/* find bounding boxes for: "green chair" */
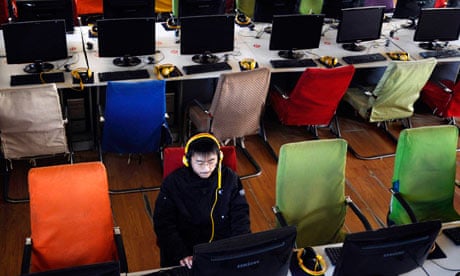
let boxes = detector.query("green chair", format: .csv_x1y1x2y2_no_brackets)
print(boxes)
387,125,460,226
298,0,323,14
273,139,372,248
342,58,437,160
236,0,255,18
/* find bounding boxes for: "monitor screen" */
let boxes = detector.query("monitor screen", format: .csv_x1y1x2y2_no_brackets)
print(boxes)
180,14,234,64
336,6,385,51
15,0,75,32
321,0,360,19
192,226,297,276
2,19,68,73
269,14,325,59
253,0,298,23
97,17,156,66
392,0,435,19
332,220,442,276
178,0,226,18
414,8,460,50
103,0,155,19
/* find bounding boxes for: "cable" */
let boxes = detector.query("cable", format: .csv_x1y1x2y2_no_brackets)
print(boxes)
208,160,222,243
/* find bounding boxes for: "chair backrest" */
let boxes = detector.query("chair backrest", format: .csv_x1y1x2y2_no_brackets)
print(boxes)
276,139,348,247
369,58,437,122
298,0,323,14
363,0,394,11
74,0,103,15
0,0,9,24
388,125,460,225
28,162,118,272
101,80,168,154
208,68,271,141
156,0,172,13
275,65,355,126
0,84,69,160
163,145,237,178
236,0,255,18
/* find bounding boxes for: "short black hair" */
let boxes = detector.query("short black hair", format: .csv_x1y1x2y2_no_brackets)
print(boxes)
186,137,220,160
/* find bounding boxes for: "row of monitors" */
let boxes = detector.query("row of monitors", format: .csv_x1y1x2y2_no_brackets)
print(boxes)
2,7,460,73
12,0,459,33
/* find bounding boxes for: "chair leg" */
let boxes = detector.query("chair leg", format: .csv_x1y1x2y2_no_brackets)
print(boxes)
2,160,29,204
237,138,262,180
258,120,279,162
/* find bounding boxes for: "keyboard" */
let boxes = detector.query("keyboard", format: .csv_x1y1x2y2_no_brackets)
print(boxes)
142,266,192,276
419,49,460,59
182,62,232,75
342,53,387,64
98,69,150,82
10,72,65,86
325,246,343,266
443,226,460,245
270,58,317,68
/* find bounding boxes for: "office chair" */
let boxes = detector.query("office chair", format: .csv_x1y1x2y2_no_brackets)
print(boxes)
0,0,9,24
21,162,128,274
387,125,460,226
362,0,394,11
298,0,323,14
270,65,355,139
342,58,437,160
186,68,276,179
74,0,103,16
236,0,255,18
421,79,460,125
0,84,71,203
98,80,172,194
273,139,372,248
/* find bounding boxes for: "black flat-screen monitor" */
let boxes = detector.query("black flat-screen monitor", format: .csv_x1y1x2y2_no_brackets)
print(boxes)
192,226,297,276
269,14,325,59
103,0,155,19
14,0,75,32
321,0,360,19
332,220,442,276
253,0,298,23
180,14,234,64
97,17,156,66
392,0,435,19
336,6,385,51
414,8,460,50
2,19,68,73
178,0,226,18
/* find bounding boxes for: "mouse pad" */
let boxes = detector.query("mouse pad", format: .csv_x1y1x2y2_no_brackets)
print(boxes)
427,242,446,260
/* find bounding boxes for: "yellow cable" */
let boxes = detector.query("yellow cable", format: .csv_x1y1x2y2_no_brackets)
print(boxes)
208,161,222,243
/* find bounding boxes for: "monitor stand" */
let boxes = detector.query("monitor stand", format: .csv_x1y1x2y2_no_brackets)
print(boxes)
24,61,54,73
192,52,219,64
418,41,447,51
342,42,365,52
401,17,417,29
278,49,304,59
113,55,141,67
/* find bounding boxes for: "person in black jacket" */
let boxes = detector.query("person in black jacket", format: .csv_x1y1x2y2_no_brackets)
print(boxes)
153,133,250,269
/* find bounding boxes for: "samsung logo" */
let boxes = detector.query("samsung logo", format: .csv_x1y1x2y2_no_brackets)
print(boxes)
237,260,260,269
384,251,405,258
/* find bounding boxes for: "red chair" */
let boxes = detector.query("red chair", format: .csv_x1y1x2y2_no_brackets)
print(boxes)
0,0,9,24
163,146,237,178
270,65,355,138
421,80,460,125
74,0,103,15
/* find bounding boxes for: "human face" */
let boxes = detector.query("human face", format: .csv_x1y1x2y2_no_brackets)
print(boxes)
190,152,218,179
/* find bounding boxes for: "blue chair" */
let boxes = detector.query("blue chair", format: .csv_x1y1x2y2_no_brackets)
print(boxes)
99,80,172,194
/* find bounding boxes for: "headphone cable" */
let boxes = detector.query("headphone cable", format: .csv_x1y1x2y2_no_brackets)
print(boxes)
208,160,222,243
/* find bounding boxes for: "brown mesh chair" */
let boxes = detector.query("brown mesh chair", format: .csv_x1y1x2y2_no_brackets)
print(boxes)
186,68,276,179
0,84,71,203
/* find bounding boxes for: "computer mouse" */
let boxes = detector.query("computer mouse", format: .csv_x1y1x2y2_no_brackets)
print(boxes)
86,42,93,50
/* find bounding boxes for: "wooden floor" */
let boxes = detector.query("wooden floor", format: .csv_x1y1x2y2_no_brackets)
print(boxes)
1,104,460,275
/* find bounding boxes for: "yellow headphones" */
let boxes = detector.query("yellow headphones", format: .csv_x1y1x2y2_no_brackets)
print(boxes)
235,10,252,27
154,64,176,79
387,51,410,61
71,68,93,91
320,56,338,67
88,23,98,37
239,58,257,71
183,133,224,243
296,247,327,276
166,15,180,30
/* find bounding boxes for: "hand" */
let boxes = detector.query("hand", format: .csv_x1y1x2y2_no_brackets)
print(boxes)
180,256,193,269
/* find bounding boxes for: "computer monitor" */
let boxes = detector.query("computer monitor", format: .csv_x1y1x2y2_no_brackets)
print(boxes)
2,19,68,73
321,0,361,19
392,0,435,19
414,8,460,50
97,17,156,67
192,226,297,276
253,0,298,23
269,14,325,59
332,220,442,276
14,0,75,32
103,0,155,19
336,6,385,51
180,14,234,64
178,0,226,18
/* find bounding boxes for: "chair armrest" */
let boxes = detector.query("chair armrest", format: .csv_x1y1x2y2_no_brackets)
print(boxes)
21,237,32,275
345,196,373,231
436,80,453,93
192,99,212,117
113,227,128,273
98,105,105,123
352,82,375,97
272,206,289,227
389,188,418,224
271,84,290,99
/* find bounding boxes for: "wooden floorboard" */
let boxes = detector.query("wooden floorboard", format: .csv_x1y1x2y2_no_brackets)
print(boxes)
1,108,460,275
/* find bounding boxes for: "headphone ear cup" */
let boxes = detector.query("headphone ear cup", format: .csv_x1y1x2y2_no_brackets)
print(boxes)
182,155,189,167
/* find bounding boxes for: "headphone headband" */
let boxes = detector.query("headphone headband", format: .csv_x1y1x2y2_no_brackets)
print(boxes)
183,133,222,167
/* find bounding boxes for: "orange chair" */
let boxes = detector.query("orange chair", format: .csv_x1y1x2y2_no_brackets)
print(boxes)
163,145,237,178
74,0,103,15
21,162,128,274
